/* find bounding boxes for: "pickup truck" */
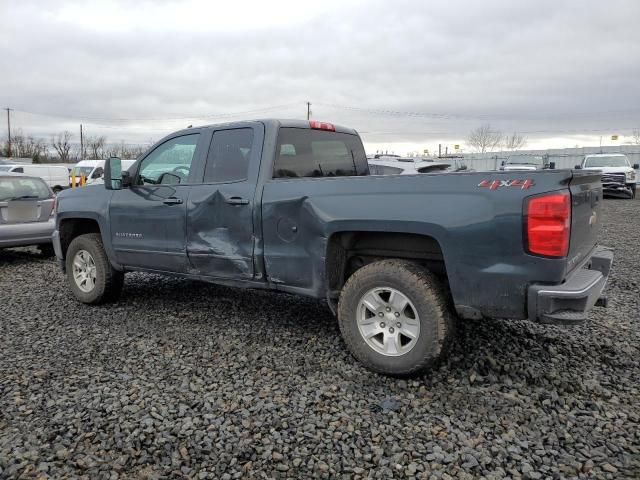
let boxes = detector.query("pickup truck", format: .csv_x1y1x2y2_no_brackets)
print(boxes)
53,119,613,376
576,153,638,199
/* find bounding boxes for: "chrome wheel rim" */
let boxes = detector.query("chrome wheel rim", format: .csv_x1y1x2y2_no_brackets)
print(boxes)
72,249,97,293
357,287,421,357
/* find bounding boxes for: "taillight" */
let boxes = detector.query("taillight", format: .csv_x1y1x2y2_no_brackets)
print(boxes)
51,196,57,217
524,191,571,258
309,120,336,131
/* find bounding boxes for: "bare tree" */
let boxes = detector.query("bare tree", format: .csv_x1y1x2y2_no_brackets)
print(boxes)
52,131,73,162
466,124,504,153
2,129,47,161
86,135,107,159
504,132,528,151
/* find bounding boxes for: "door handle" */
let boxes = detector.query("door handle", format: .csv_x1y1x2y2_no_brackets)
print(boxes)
163,197,183,205
226,196,249,205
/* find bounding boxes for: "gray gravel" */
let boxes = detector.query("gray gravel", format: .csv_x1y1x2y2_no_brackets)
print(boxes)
1,198,639,479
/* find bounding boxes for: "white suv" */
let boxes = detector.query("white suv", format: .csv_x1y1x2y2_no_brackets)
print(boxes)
577,153,638,199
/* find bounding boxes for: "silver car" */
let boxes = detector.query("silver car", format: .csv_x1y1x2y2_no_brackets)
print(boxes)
0,172,56,253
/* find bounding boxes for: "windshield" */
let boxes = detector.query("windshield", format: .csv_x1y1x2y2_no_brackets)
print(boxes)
0,177,51,201
0,166,12,171
70,166,94,176
584,156,630,168
507,156,544,166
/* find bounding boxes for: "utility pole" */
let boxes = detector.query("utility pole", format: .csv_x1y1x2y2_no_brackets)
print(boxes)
306,102,311,120
80,124,84,160
5,108,12,158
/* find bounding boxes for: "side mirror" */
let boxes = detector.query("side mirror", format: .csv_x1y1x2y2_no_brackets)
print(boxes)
633,163,639,169
91,167,104,179
500,160,505,166
104,157,122,190
574,164,582,170
549,162,556,170
158,172,181,185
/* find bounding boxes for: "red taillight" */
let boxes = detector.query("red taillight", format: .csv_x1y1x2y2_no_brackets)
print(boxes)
525,191,571,258
309,120,336,131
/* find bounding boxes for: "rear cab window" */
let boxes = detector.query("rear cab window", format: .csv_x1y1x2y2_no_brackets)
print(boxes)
273,128,369,178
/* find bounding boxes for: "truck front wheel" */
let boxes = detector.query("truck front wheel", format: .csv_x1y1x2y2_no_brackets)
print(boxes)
66,233,124,304
338,259,455,376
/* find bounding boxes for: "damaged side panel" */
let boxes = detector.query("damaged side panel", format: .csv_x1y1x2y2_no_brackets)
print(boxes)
186,186,255,278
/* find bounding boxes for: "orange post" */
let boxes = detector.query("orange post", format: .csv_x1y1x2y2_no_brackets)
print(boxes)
71,172,76,188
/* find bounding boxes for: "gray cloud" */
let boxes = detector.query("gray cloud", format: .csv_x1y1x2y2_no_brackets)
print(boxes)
1,0,639,152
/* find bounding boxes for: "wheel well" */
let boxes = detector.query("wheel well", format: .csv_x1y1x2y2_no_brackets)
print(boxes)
59,218,101,259
326,231,446,297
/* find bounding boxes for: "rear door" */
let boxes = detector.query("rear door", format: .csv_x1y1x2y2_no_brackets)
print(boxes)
186,124,263,279
109,133,205,272
567,170,603,272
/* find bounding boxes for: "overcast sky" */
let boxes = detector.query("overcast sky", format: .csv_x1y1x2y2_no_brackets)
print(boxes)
1,0,639,154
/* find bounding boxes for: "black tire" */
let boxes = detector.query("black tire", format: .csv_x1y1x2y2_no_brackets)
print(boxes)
65,233,124,304
338,259,455,376
37,244,55,257
630,185,636,199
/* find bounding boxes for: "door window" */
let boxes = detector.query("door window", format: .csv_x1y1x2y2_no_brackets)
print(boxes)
137,134,200,185
203,128,254,183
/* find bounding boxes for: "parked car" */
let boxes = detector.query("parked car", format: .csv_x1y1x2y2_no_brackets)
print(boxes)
500,155,555,171
576,153,638,199
0,172,56,254
53,119,612,376
368,159,454,175
0,164,69,192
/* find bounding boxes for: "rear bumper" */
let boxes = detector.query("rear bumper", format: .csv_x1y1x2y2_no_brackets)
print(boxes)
0,219,55,248
528,246,613,325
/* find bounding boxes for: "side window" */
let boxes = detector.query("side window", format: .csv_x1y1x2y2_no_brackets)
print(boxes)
12,167,24,173
203,128,253,183
137,134,199,185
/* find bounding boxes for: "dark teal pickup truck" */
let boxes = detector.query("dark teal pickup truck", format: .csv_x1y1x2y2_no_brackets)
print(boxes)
53,119,612,375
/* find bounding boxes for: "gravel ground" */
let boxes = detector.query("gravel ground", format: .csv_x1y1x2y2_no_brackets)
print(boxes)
1,198,639,480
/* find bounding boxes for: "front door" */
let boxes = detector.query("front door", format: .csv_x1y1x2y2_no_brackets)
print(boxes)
186,125,263,279
110,133,202,272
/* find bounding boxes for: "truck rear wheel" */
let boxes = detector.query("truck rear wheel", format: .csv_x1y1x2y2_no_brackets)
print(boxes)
337,259,454,376
66,233,124,304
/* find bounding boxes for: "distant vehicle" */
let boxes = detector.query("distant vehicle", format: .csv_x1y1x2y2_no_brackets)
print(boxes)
576,153,638,199
0,164,69,192
0,172,55,254
500,155,555,171
69,159,137,186
54,119,612,376
368,159,452,175
88,160,136,185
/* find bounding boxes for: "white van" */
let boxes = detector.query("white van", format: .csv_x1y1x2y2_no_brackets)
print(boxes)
69,160,106,187
69,159,137,186
0,164,69,192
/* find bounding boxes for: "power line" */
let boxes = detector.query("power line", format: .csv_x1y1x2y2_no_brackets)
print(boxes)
9,102,301,123
315,102,640,121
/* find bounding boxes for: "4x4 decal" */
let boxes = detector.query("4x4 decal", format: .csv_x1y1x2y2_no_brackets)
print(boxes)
478,179,535,190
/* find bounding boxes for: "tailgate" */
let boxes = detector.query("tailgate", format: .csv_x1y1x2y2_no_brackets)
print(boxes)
567,171,602,272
